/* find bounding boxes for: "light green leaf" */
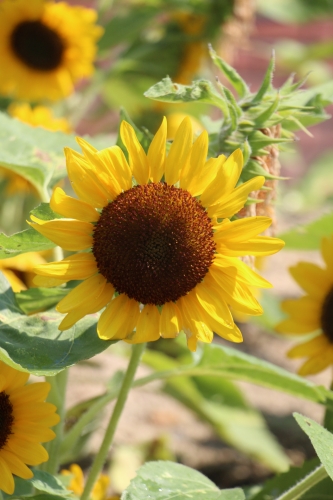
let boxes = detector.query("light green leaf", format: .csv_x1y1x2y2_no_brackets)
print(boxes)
251,54,275,104
144,350,289,472
294,413,333,480
15,287,68,315
121,461,245,500
0,112,115,195
144,77,226,110
278,211,333,249
0,274,115,375
209,45,249,98
0,228,55,259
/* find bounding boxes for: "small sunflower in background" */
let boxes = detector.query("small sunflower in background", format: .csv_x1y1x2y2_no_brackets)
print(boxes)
9,103,71,133
29,117,284,351
0,361,59,494
0,0,103,101
61,464,119,500
276,235,333,375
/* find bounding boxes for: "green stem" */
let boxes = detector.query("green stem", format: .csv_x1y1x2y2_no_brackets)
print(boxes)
43,369,68,475
276,464,327,500
81,343,146,500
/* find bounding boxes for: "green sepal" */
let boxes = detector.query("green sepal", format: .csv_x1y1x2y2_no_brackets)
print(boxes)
250,52,275,104
209,44,250,98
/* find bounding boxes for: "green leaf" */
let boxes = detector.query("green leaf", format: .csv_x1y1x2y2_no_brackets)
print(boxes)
121,461,245,500
0,274,115,375
99,7,156,51
30,203,63,221
248,457,320,499
26,470,71,496
144,350,289,472
278,211,333,249
144,77,226,110
209,45,249,98
15,287,68,315
294,413,333,480
0,228,55,260
251,54,275,104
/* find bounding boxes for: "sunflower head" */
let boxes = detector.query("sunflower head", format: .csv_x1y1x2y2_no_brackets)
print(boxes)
0,361,59,494
276,235,333,375
0,0,103,101
29,117,284,350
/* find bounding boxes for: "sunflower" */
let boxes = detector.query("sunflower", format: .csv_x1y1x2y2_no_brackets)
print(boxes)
0,361,59,494
276,235,333,376
29,117,284,350
61,464,118,500
0,0,103,101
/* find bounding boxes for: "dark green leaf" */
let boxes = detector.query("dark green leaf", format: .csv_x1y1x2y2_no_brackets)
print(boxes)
0,274,115,375
248,457,320,499
26,470,71,496
121,461,245,500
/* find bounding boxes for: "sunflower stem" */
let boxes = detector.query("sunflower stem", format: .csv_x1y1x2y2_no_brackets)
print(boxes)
43,369,69,475
275,464,327,500
81,342,146,500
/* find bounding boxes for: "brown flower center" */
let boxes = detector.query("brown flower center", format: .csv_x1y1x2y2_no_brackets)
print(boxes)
0,392,14,450
11,20,64,71
93,183,216,305
321,287,333,342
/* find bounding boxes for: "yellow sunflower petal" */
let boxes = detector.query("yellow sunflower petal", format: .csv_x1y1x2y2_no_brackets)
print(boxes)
97,146,132,193
50,187,100,222
289,262,330,299
165,116,192,185
160,302,182,338
97,294,140,340
65,148,109,208
120,121,150,185
13,426,56,443
216,236,285,257
56,274,108,313
287,335,329,359
9,382,50,403
208,176,265,219
148,117,167,182
6,440,48,466
297,348,333,376
126,304,160,343
33,253,98,281
0,450,33,480
180,130,208,191
0,456,14,495
212,255,272,289
177,294,213,344
28,217,93,251
33,275,68,288
200,149,242,206
321,235,333,272
185,156,226,198
58,282,114,331
195,274,234,329
214,216,272,244
281,297,321,326
209,266,263,315
275,318,319,335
